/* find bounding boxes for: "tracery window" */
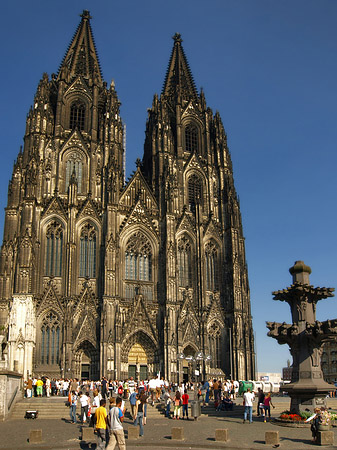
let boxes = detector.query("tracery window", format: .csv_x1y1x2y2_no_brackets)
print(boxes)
79,223,97,278
70,101,85,130
125,232,152,281
178,236,192,287
188,174,203,212
65,152,83,194
185,123,198,153
41,312,60,365
205,241,219,291
208,322,221,368
45,221,63,277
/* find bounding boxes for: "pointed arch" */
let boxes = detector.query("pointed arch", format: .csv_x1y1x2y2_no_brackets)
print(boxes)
187,173,203,212
177,234,193,288
205,239,220,291
184,123,199,153
38,310,61,366
121,329,158,363
45,220,64,277
79,222,97,278
70,100,86,130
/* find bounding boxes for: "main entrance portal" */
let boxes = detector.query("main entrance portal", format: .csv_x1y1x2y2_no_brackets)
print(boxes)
128,343,148,380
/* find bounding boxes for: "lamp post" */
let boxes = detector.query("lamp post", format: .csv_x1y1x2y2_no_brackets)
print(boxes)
177,353,185,384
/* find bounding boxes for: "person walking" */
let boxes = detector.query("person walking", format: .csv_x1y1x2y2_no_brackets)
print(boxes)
243,388,255,423
79,391,90,424
94,399,108,450
133,393,144,437
107,396,125,450
263,392,275,422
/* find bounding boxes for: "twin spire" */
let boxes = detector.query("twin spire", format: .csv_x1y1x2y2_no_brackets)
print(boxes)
57,11,198,102
57,10,103,84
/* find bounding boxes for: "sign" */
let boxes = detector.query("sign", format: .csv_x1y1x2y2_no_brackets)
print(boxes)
194,369,200,376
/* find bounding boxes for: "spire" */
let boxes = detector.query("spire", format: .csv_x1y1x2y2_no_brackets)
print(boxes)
162,33,199,104
57,10,103,84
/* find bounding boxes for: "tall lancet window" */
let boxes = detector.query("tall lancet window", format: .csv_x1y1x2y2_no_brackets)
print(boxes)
65,153,83,193
188,173,203,212
205,241,219,291
125,232,152,281
80,223,97,278
70,101,85,130
178,236,193,287
185,123,198,153
41,312,60,365
45,221,63,277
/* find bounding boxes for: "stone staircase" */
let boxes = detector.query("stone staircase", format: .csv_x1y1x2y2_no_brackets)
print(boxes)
10,396,70,420
9,396,166,421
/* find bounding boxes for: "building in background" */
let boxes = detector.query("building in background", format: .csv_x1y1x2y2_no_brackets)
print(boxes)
322,341,337,383
0,11,255,381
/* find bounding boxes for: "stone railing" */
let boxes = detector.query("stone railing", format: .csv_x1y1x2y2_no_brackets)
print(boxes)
0,370,23,421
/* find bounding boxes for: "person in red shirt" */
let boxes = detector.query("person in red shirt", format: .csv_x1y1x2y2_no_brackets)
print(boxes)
182,389,189,420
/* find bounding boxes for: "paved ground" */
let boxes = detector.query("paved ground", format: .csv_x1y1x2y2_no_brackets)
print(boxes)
1,396,337,449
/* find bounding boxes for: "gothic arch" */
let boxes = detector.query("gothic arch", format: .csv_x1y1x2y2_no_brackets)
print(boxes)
36,309,62,367
176,233,195,288
63,90,91,132
77,221,99,279
181,117,203,154
59,146,89,194
204,239,221,291
41,219,65,278
121,329,158,363
73,339,99,380
184,169,208,214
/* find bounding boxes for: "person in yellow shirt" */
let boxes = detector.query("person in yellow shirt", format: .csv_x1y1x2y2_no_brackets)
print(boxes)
94,399,108,450
36,378,44,397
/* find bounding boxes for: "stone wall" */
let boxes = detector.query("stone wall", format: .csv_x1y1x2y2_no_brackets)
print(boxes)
0,371,22,420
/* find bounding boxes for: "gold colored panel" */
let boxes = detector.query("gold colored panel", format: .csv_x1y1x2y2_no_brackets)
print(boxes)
128,343,147,364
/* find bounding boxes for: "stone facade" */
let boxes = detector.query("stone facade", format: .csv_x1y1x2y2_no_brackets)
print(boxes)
0,11,255,381
322,341,337,383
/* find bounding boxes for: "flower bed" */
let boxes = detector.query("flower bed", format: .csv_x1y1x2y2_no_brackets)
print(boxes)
273,410,337,428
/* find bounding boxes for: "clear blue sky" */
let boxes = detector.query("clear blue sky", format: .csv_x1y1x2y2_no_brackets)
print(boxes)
1,0,337,374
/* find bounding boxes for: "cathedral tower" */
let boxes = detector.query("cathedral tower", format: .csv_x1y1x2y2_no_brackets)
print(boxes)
0,12,255,381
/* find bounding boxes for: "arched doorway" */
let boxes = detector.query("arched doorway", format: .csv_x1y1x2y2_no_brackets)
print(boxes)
182,345,197,383
121,330,159,380
74,340,99,380
128,343,148,380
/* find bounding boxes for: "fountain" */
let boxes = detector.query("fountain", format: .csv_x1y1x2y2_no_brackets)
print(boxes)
266,261,336,413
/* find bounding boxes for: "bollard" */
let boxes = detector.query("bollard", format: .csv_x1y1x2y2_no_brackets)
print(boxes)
29,429,42,444
172,427,184,440
128,426,139,440
215,429,228,442
82,427,95,441
318,431,334,446
265,431,279,445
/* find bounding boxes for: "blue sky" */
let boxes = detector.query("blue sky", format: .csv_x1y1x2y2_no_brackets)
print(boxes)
1,0,337,375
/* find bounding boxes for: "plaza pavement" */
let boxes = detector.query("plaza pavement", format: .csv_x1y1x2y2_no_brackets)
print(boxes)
1,396,336,449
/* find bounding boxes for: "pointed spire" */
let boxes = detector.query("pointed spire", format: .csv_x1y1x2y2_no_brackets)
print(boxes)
57,10,103,84
162,33,199,104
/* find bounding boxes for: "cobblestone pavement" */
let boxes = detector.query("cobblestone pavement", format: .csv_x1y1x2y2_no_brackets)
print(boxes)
1,397,336,449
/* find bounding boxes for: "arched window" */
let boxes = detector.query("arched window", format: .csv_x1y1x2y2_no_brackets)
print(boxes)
70,101,85,130
45,221,63,277
65,152,83,194
205,241,219,291
185,123,198,153
178,236,192,287
188,174,203,212
208,322,221,368
125,232,152,281
80,223,97,278
41,312,60,365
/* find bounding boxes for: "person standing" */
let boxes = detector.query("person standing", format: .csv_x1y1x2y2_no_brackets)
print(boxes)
243,388,255,423
69,390,78,424
173,390,181,419
94,399,108,450
79,391,90,424
107,397,125,450
129,388,137,419
36,378,44,397
26,377,33,398
257,388,265,417
182,389,189,420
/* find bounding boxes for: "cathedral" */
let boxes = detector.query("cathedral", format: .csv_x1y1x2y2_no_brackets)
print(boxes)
0,11,255,382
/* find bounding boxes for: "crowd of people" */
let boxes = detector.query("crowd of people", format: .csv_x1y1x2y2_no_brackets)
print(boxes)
24,375,280,448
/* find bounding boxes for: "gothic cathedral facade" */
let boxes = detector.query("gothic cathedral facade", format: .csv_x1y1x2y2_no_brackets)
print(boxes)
0,11,255,381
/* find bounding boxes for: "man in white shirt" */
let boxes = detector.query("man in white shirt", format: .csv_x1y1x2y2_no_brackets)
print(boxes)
243,388,255,423
107,397,125,450
79,391,90,424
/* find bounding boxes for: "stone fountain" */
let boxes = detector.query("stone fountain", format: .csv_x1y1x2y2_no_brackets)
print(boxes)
266,261,336,413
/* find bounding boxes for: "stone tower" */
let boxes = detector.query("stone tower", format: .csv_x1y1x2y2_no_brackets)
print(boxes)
0,12,255,381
